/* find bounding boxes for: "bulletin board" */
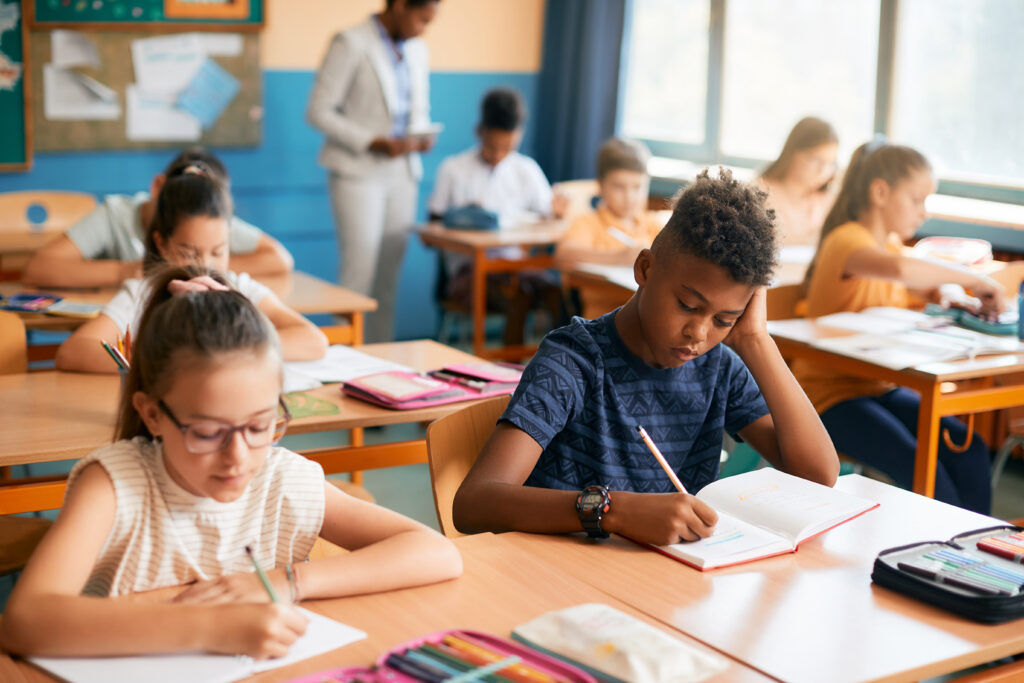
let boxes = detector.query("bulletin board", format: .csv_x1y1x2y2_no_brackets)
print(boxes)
27,0,263,31
29,29,262,151
0,0,31,171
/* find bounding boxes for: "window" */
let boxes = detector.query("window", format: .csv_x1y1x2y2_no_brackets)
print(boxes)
891,0,1024,189
620,0,710,147
720,0,878,162
621,0,1024,194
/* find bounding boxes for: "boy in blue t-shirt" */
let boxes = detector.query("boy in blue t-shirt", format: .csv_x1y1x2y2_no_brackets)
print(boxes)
453,169,839,546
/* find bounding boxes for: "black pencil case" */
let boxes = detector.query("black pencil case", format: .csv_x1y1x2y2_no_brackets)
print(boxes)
871,524,1024,623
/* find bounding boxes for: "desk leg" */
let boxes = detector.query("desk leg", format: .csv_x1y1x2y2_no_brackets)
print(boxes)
350,427,364,486
472,249,486,357
914,384,942,497
351,312,364,346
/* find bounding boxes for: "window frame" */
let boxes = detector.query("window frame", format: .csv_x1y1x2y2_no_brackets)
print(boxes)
620,0,1024,203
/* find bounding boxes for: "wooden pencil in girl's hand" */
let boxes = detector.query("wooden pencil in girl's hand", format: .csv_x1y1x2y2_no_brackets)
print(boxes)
244,545,278,603
123,326,132,364
635,425,688,494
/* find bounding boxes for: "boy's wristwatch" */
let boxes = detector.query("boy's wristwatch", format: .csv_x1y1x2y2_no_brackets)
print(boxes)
576,484,611,539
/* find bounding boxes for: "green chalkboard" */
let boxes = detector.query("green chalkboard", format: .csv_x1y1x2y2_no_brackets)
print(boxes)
28,0,263,31
0,0,30,171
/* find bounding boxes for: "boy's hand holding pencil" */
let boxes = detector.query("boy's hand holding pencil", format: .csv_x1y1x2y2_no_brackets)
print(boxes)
593,426,719,546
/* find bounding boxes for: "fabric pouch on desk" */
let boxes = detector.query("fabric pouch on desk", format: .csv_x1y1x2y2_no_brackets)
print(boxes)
511,603,728,683
442,205,500,230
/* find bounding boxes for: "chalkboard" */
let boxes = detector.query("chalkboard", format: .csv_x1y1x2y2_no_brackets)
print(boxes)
0,0,31,171
27,0,263,31
30,29,262,150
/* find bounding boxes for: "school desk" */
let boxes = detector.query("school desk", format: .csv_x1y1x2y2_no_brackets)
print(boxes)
0,340,490,515
0,270,377,341
504,474,1024,683
563,256,812,321
417,219,566,360
769,316,1024,498
0,533,771,683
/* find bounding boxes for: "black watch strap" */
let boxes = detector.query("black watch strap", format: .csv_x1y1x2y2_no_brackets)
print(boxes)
576,484,611,539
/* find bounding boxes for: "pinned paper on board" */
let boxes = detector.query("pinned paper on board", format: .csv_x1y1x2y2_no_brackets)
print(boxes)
51,30,101,69
126,84,201,141
0,1,22,92
176,58,240,129
131,32,205,95
43,63,120,120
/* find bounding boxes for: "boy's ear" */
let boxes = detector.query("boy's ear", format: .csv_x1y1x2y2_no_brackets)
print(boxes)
869,177,889,207
133,391,162,438
633,248,654,288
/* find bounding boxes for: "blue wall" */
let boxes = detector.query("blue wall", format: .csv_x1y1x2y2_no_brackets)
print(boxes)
0,70,541,340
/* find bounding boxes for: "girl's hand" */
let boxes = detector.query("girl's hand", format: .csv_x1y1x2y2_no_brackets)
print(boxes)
173,571,287,605
168,276,229,296
968,276,1006,320
206,603,308,660
725,286,770,350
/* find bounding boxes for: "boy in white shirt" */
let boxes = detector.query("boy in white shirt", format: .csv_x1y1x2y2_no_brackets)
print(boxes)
428,88,568,346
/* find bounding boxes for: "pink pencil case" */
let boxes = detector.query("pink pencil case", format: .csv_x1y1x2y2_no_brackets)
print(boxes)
286,628,598,683
342,372,517,410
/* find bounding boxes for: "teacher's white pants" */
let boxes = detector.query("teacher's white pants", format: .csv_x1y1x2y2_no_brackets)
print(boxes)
327,165,418,343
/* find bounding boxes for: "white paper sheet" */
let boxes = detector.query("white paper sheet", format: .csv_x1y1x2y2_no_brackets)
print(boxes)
191,32,243,57
125,84,201,141
285,345,415,384
52,30,101,68
43,64,120,120
131,33,205,95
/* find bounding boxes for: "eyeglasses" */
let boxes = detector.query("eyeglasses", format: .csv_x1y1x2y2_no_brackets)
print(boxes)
157,398,291,454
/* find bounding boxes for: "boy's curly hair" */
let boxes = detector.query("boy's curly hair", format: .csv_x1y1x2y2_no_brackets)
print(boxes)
653,168,778,286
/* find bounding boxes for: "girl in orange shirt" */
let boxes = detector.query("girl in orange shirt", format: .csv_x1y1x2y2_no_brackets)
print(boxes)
797,141,1003,513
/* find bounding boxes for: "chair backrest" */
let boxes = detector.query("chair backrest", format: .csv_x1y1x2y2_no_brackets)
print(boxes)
425,394,512,538
553,179,600,219
0,191,97,233
0,311,27,375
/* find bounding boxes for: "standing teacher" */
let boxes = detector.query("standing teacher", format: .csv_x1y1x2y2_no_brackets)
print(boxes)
307,0,440,342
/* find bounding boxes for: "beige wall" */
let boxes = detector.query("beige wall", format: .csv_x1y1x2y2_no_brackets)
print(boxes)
263,0,545,72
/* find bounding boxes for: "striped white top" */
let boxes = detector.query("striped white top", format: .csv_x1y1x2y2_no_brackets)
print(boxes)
67,437,326,597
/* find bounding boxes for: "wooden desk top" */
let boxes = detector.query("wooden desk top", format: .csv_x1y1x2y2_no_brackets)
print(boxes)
0,271,377,330
504,475,1023,683
0,533,772,683
0,230,65,256
0,341,485,468
417,219,566,252
768,317,1024,382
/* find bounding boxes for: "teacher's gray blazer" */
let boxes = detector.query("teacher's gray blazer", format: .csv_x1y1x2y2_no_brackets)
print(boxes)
306,16,431,181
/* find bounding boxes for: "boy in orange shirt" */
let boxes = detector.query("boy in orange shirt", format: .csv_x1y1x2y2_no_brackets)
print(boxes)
556,138,666,317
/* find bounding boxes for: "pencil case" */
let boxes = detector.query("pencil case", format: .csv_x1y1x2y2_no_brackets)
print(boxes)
923,303,1018,336
286,628,598,683
871,524,1024,623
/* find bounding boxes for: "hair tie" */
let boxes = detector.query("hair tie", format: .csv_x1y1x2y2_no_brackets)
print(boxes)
182,163,207,177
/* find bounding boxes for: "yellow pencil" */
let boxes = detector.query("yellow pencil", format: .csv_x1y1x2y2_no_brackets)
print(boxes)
635,425,688,494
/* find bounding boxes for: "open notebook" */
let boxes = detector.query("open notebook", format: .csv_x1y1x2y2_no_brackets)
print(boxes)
28,608,366,683
646,468,878,571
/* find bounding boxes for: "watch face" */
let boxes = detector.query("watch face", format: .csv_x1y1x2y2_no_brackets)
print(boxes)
578,488,607,511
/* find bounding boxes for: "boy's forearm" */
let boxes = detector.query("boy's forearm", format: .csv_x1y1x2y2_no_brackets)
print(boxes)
452,482,582,535
1,595,209,656
23,256,130,288
228,244,293,278
732,334,839,485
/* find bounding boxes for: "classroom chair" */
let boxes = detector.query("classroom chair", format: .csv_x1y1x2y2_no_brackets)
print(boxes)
0,311,52,575
552,179,599,218
0,190,97,280
425,394,511,538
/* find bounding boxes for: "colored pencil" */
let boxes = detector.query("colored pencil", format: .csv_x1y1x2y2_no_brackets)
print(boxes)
635,425,687,494
244,544,278,603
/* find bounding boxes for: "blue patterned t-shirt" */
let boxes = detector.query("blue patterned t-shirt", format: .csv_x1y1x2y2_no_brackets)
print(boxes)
501,311,770,494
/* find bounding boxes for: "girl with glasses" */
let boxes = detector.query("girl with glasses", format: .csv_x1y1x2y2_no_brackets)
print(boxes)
2,265,462,660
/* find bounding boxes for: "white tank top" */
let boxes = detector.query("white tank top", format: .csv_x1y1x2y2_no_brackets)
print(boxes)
67,437,326,597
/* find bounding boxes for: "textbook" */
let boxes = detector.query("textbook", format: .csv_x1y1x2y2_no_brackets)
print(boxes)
0,293,101,318
645,468,878,571
28,607,366,683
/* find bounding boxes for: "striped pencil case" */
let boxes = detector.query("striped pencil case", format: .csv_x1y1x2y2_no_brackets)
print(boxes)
287,628,598,683
871,524,1024,623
